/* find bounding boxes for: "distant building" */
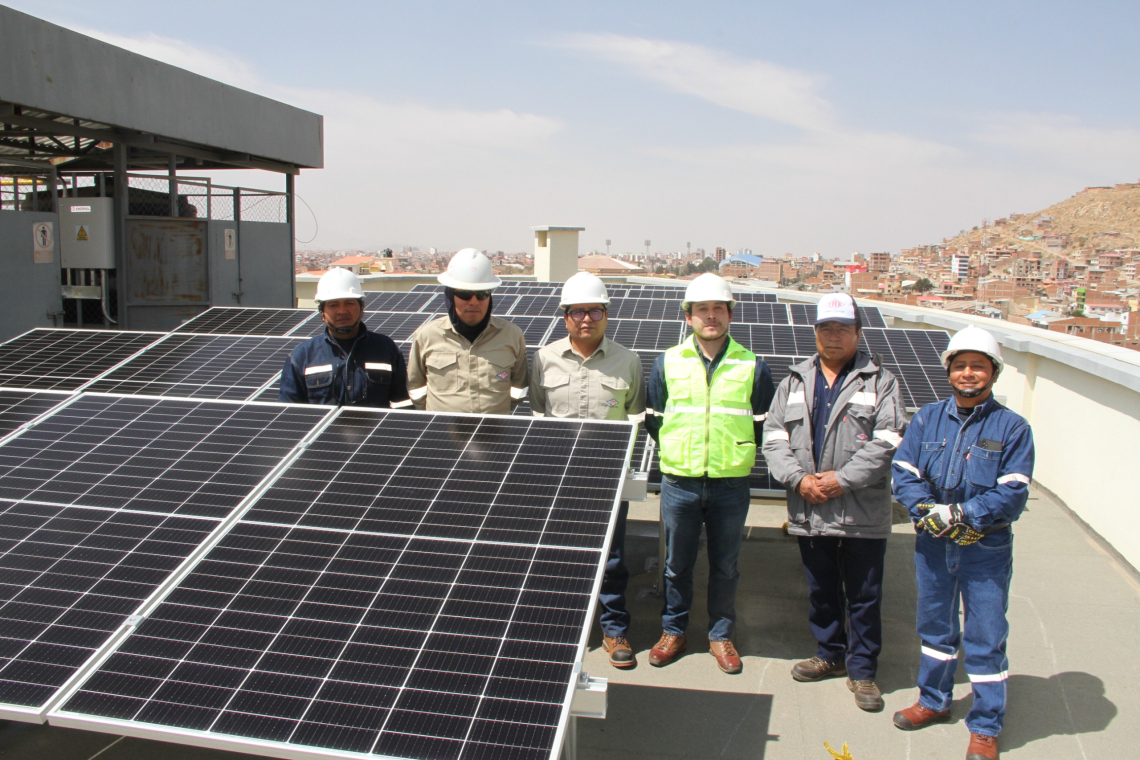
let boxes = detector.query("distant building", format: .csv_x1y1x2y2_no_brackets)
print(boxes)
330,255,375,276
869,252,891,273
951,255,970,281
715,247,727,263
577,256,645,275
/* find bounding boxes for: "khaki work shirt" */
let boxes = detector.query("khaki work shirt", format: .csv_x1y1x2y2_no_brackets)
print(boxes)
530,336,646,422
407,315,528,415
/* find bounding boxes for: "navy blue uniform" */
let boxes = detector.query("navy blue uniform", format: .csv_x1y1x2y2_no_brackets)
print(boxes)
278,323,411,408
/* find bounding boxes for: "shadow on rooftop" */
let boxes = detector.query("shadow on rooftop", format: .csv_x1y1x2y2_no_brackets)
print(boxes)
576,683,775,760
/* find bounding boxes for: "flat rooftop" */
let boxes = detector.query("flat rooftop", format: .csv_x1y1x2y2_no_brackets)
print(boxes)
1,484,1131,759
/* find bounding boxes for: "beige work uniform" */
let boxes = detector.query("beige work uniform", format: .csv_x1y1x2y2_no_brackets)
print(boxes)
407,315,528,414
530,336,646,422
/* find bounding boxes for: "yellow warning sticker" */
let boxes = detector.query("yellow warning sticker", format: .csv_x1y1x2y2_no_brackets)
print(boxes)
76,225,89,241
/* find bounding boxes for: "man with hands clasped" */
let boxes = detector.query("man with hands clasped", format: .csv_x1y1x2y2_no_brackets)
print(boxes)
762,293,906,712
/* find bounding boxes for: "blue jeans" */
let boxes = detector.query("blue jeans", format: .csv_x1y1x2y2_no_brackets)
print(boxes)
914,528,1014,737
797,536,886,681
599,501,631,637
660,474,751,641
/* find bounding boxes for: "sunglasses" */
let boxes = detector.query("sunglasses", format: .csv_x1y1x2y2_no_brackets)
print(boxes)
454,290,491,301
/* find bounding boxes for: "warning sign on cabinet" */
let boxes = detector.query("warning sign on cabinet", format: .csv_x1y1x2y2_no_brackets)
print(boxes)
33,222,54,264
224,228,237,259
76,225,90,241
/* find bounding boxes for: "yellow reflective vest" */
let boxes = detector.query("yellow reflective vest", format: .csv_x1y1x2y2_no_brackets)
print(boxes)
659,336,758,478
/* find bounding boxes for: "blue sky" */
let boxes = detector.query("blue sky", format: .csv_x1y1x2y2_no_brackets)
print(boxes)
14,1,1140,256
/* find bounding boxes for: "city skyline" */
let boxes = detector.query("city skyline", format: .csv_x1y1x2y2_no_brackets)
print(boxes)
15,0,1140,256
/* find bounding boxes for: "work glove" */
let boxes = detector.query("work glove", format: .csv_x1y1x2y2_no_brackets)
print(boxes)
948,524,984,546
916,503,965,537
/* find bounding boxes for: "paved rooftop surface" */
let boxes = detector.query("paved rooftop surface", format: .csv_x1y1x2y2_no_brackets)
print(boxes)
0,486,1132,760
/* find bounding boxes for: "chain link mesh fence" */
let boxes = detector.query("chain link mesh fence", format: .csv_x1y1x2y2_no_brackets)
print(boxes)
1,163,59,212
238,189,287,223
123,174,286,222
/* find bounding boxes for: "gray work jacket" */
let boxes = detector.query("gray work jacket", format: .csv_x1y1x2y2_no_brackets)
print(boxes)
762,351,906,539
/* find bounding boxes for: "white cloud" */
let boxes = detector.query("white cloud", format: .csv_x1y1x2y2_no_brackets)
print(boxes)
971,113,1140,179
561,33,833,131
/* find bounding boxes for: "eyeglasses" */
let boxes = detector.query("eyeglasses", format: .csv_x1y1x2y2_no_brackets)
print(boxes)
567,308,606,322
454,290,491,301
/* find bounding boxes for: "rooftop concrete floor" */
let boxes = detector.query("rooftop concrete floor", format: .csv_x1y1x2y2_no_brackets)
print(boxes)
0,486,1132,760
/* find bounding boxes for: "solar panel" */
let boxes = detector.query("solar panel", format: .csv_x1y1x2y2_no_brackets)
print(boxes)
84,335,304,401
732,303,790,324
789,304,887,328
0,500,221,718
606,298,683,320
725,324,819,355
0,396,330,519
410,284,445,293
0,330,161,392
503,316,556,346
297,312,431,341
174,308,315,337
0,391,71,441
362,292,436,313
731,292,778,303
55,411,635,760
509,296,563,316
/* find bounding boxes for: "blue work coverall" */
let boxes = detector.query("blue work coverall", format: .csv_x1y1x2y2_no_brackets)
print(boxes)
278,323,411,408
892,395,1035,738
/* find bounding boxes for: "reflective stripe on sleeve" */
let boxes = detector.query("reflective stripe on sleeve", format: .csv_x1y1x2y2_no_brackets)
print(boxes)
390,399,414,409
510,386,528,400
532,410,545,418
873,429,903,447
408,386,428,400
627,412,646,423
997,473,1031,486
304,364,333,375
921,646,957,662
968,671,1009,683
787,391,805,406
894,460,922,478
645,407,662,417
766,430,790,442
722,358,754,366
753,413,766,422
850,391,877,406
364,362,392,371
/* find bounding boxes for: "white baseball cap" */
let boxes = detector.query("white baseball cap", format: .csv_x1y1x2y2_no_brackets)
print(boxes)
815,293,858,326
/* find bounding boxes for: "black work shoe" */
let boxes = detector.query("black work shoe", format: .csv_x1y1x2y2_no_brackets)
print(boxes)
791,656,847,682
601,636,636,668
847,678,884,712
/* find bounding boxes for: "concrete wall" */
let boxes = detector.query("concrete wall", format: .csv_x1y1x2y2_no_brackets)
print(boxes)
2,6,322,168
0,211,63,342
232,222,293,308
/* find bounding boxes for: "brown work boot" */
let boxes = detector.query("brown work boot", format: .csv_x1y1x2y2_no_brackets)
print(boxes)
966,733,999,760
846,678,884,712
601,635,636,668
709,640,742,674
893,701,951,731
648,632,687,667
791,656,847,682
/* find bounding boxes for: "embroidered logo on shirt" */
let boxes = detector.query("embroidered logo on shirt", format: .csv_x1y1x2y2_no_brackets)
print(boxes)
604,398,619,407
495,371,510,381
856,433,868,441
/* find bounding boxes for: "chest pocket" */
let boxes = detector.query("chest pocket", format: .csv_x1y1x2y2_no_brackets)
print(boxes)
966,445,1001,488
541,371,571,416
305,364,333,390
919,441,946,483
600,374,630,416
426,352,458,392
664,359,697,402
364,362,392,387
841,405,875,451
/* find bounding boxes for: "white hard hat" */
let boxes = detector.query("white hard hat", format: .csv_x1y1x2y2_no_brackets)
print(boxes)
315,268,364,303
438,248,502,290
940,325,1004,372
560,272,610,307
682,273,736,311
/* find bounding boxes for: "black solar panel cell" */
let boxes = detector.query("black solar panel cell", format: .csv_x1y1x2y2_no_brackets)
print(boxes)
173,308,315,336
244,411,632,550
732,303,790,324
84,335,303,401
607,320,683,351
731,292,778,303
0,330,160,392
0,501,219,709
725,325,818,355
607,299,683,320
362,292,435,312
0,391,70,440
0,396,329,518
790,304,886,328
502,316,555,346
410,284,445,293
509,295,563,316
